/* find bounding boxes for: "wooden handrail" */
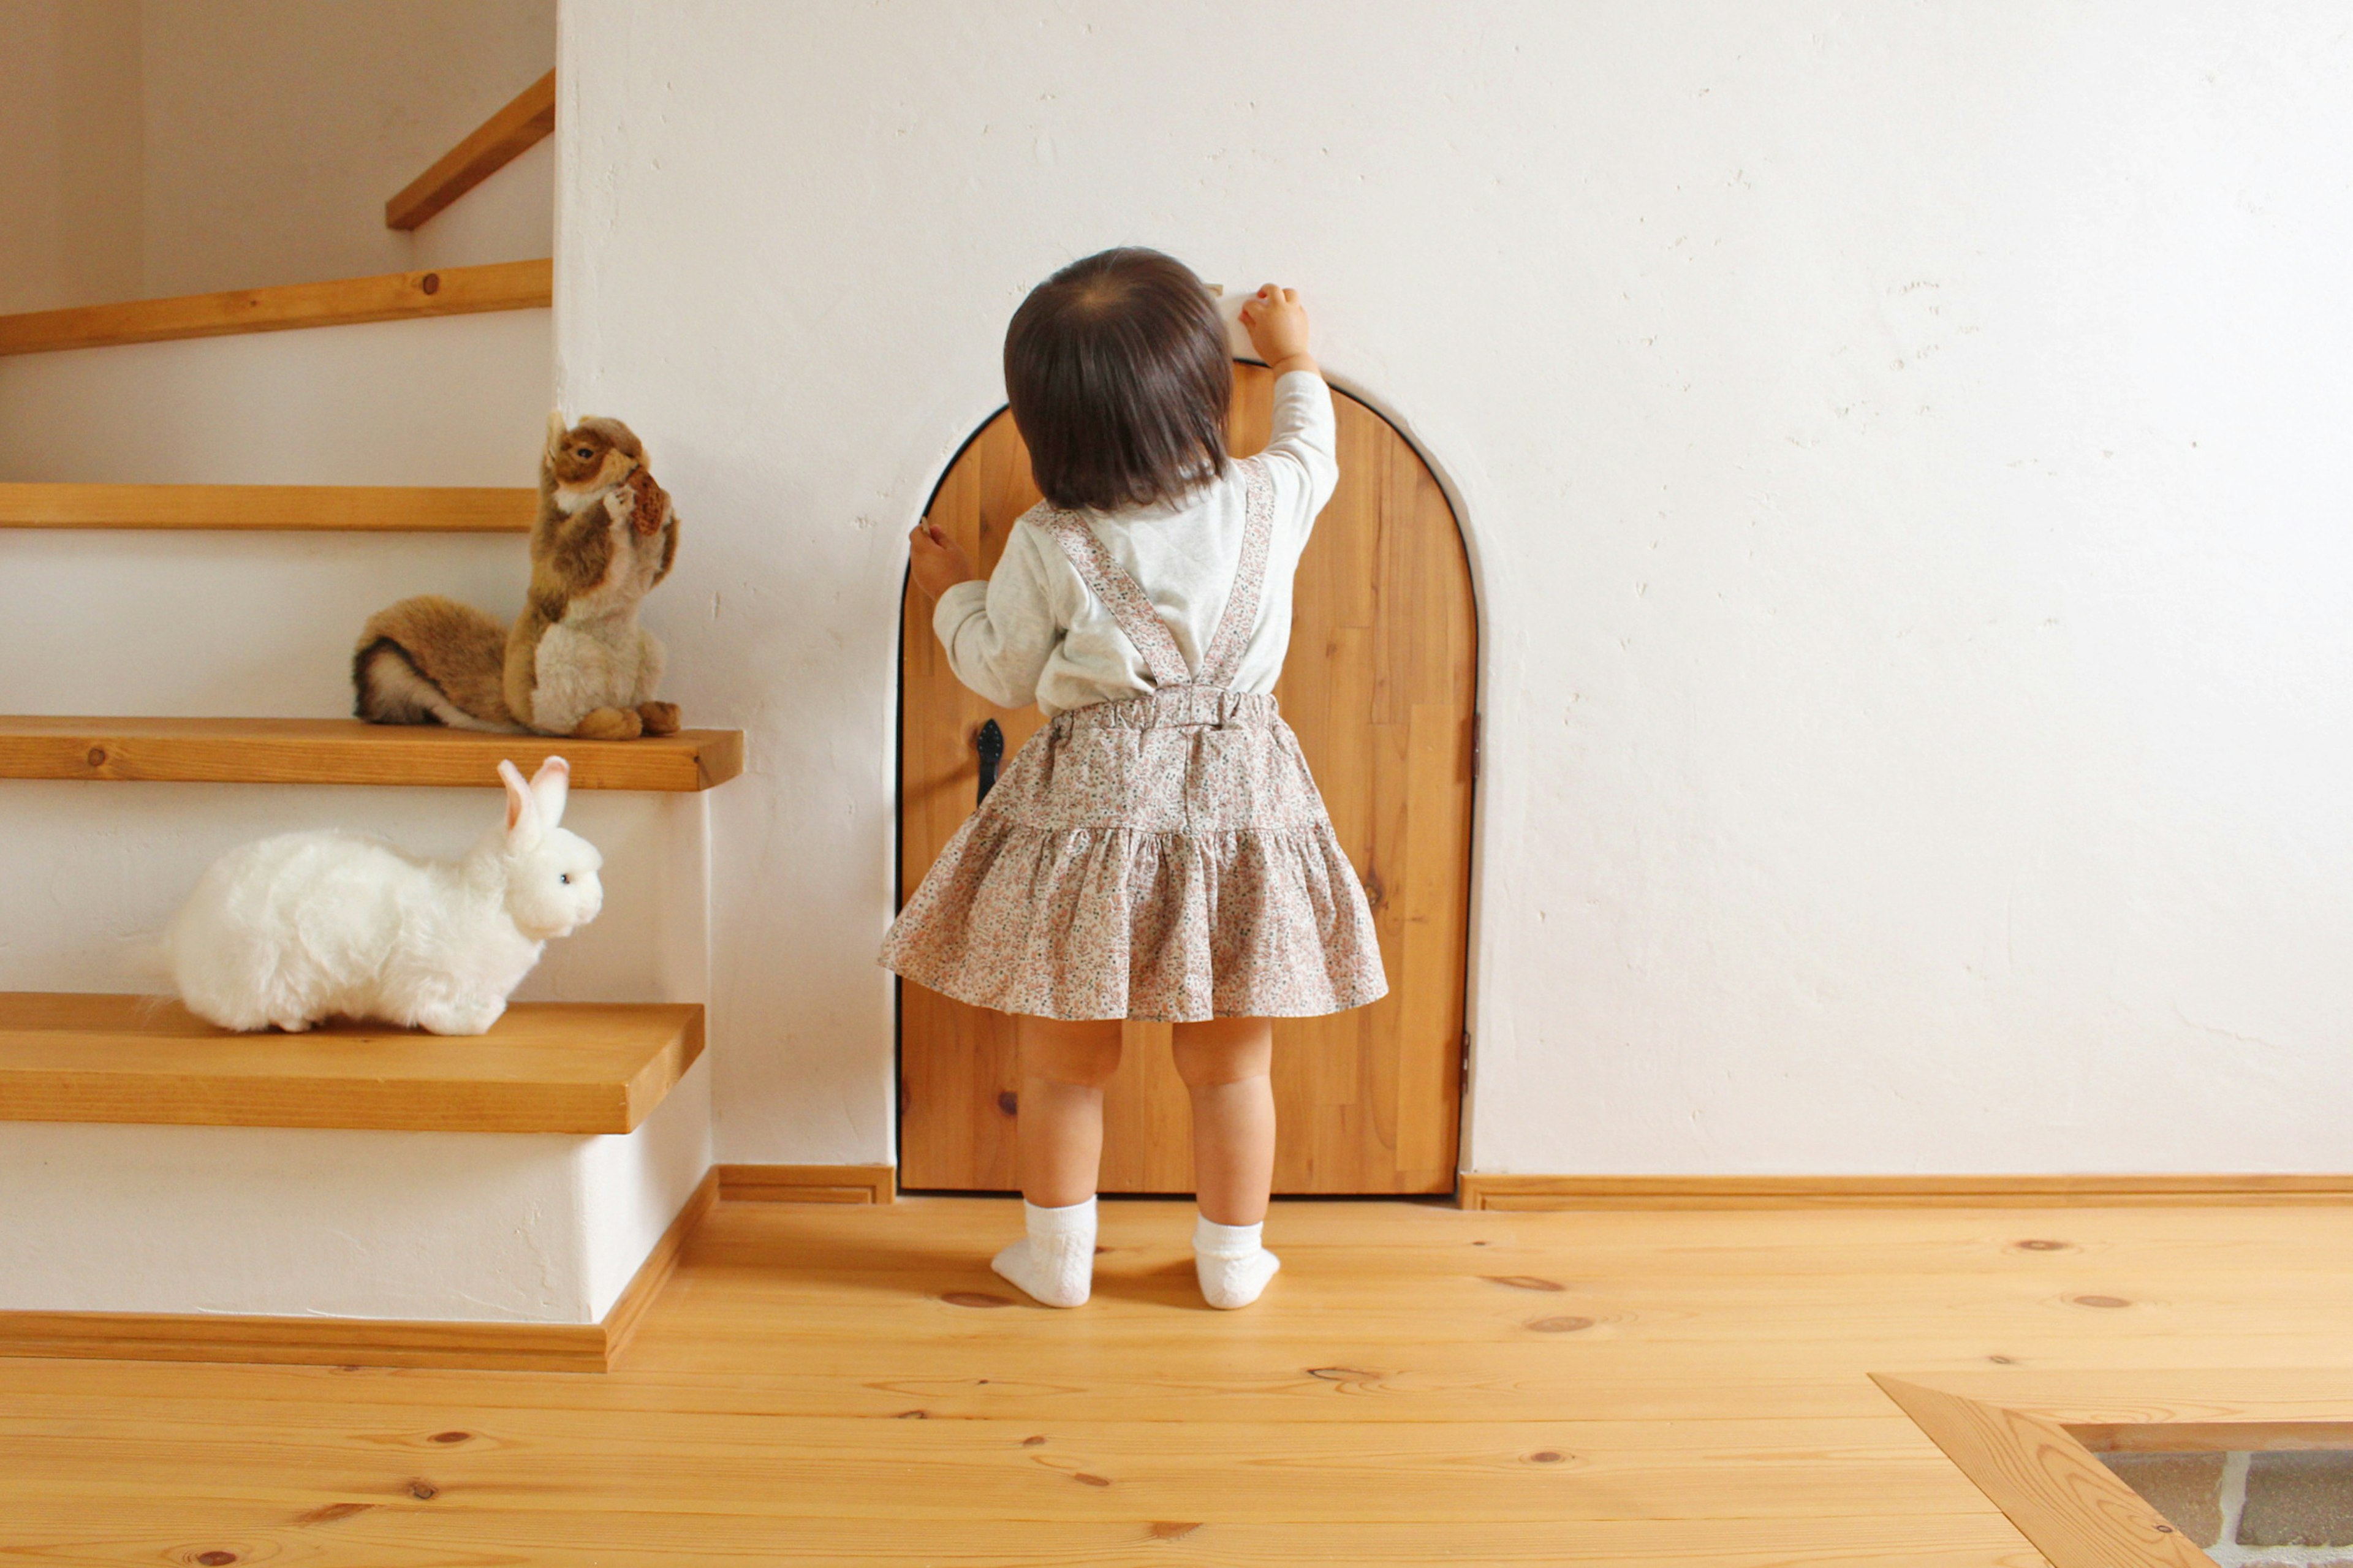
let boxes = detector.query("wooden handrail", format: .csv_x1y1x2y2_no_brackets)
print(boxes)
0,260,551,357
0,483,534,532
387,69,558,231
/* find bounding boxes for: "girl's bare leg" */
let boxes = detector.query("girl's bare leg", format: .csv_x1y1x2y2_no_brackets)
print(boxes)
1172,1017,1281,1307
991,1015,1122,1308
1170,1017,1276,1223
1015,1015,1124,1207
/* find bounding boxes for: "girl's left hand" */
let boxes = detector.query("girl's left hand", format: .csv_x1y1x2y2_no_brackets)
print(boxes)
909,519,976,599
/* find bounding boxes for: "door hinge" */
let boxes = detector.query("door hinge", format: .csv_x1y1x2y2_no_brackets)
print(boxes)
1469,713,1482,783
1459,1031,1473,1092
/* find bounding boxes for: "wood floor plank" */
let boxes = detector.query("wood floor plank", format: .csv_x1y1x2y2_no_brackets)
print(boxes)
8,1195,2351,1562
0,1509,2047,1568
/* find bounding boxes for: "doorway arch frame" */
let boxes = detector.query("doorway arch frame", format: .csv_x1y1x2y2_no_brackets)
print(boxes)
889,363,1494,1188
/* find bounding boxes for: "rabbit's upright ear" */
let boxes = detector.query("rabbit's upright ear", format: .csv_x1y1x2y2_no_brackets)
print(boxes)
529,756,570,831
544,410,569,460
498,758,542,848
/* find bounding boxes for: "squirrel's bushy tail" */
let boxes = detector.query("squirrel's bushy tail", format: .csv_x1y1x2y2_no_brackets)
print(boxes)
354,595,521,732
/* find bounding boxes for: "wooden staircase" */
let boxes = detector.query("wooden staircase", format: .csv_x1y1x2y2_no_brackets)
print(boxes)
0,75,738,1371
0,716,740,790
0,259,552,356
0,994,702,1134
0,481,533,531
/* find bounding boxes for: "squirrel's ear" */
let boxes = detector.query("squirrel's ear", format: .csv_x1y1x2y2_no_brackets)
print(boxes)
529,756,570,831
544,411,569,458
498,758,539,844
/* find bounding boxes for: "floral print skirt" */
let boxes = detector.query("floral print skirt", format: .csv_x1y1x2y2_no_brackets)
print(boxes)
881,686,1389,1022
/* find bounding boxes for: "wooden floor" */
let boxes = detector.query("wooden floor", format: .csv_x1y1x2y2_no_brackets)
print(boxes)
7,1195,2350,1565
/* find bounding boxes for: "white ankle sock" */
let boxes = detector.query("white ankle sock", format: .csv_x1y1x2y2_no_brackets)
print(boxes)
1194,1214,1280,1309
991,1197,1097,1308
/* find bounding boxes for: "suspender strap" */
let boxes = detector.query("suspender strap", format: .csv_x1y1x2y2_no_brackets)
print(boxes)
1195,456,1274,687
1042,455,1276,691
1044,509,1192,686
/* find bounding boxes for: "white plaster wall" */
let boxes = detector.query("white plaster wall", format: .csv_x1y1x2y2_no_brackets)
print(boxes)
0,1056,711,1320
0,310,551,486
138,0,556,298
1,1,551,314
0,1118,591,1317
415,135,558,277
0,0,144,314
558,1,2353,1175
580,1051,712,1320
0,782,703,1009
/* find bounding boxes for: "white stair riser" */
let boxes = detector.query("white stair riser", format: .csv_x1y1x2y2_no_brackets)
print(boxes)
0,783,708,1010
411,138,556,279
1,530,533,718
0,1056,711,1322
0,309,551,487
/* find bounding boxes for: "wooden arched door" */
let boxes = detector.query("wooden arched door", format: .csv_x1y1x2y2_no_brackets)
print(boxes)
898,365,1476,1194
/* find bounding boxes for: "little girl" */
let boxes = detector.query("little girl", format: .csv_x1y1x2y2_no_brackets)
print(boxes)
883,248,1385,1310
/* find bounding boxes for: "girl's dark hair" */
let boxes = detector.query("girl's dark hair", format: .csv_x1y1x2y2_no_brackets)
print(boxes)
1005,248,1230,513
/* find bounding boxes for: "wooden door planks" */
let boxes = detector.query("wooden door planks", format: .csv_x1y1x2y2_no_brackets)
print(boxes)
0,259,553,356
896,367,1477,1194
0,716,742,791
0,482,534,532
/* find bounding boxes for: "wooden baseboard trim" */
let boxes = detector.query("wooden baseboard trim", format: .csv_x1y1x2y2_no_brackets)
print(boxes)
601,1167,718,1363
718,1162,897,1204
0,1308,605,1373
1458,1172,2353,1210
0,1167,721,1373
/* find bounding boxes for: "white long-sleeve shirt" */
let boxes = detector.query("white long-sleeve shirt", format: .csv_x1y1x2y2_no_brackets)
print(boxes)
934,369,1340,717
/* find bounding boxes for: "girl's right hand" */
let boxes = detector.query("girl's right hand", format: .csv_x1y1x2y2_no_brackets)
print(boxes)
1239,284,1317,378
909,519,976,600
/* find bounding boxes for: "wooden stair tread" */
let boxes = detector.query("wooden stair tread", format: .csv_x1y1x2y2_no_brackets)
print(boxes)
0,483,533,532
0,994,703,1133
0,260,551,357
0,718,743,792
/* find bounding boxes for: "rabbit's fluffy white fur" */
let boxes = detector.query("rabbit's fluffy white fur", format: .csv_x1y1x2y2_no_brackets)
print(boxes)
167,758,603,1036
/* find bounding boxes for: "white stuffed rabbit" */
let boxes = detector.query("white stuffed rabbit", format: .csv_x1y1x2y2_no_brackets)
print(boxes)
166,757,603,1036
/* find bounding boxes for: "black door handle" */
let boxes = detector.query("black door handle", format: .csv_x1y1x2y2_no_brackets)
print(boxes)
974,719,1004,806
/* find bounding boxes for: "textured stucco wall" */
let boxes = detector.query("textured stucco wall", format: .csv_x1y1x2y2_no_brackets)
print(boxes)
554,2,2353,1176
137,0,556,297
0,1056,711,1320
0,0,553,312
0,0,144,314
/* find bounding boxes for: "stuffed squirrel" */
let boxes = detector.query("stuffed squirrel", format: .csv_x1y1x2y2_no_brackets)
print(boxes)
355,414,682,740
